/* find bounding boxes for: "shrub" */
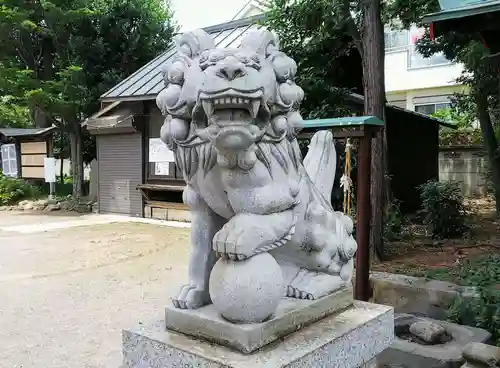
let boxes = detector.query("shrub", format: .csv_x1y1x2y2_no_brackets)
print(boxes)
418,180,468,239
383,199,403,241
0,172,41,205
443,255,500,345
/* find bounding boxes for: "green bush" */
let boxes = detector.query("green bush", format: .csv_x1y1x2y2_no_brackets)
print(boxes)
442,255,500,345
0,172,42,205
418,180,468,239
384,199,404,241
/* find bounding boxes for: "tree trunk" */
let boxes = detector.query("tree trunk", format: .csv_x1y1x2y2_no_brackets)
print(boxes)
59,157,64,185
30,107,52,128
69,121,84,200
475,92,500,216
30,38,55,129
361,0,387,261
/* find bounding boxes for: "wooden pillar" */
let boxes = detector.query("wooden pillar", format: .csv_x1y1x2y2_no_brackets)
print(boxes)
355,127,372,301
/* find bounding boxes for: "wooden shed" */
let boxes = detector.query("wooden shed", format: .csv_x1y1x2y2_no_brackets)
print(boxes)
84,16,453,219
0,127,56,181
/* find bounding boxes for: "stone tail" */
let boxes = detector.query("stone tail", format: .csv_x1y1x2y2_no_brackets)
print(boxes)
303,130,337,203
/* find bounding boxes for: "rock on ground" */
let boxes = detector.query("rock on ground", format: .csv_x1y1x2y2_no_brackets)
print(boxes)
409,321,446,344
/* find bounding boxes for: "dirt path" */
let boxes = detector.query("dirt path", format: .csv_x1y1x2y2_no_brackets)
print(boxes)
0,216,191,368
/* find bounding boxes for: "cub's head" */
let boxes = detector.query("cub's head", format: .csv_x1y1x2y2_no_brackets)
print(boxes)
156,28,304,154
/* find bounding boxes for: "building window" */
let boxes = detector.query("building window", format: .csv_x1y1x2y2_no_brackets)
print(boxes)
384,29,409,50
408,46,451,68
1,143,18,177
414,102,451,115
146,114,179,180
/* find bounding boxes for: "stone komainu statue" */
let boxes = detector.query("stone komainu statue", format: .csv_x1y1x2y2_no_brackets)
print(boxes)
156,28,357,310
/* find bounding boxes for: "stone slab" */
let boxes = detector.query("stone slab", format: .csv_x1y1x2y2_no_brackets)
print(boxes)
122,301,394,368
377,313,491,368
370,272,478,320
165,286,354,353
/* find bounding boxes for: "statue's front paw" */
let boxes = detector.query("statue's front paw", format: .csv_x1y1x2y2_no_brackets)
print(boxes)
213,212,295,260
171,284,209,309
213,223,256,260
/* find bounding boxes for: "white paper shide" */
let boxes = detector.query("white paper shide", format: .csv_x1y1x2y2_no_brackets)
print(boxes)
149,138,174,163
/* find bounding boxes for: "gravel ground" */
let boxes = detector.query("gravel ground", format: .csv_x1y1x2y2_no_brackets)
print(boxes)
0,212,190,368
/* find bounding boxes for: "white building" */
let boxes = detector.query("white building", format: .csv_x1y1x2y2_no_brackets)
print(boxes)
384,26,467,114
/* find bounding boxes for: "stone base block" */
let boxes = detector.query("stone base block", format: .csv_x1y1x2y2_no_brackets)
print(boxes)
165,286,353,353
122,302,394,368
377,314,491,368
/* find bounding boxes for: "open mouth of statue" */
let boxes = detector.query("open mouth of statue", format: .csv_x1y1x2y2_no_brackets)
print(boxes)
200,89,263,126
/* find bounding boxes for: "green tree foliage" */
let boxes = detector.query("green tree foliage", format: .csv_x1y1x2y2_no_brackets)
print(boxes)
0,63,34,127
264,0,363,119
431,95,482,146
0,0,176,196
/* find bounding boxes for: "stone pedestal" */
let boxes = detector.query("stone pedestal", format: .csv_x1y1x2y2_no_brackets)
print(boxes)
377,314,491,368
122,302,394,368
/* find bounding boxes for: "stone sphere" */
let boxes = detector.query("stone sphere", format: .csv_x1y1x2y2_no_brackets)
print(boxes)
209,252,284,323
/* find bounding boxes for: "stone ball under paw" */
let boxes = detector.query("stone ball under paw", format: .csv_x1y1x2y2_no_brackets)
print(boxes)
209,252,284,323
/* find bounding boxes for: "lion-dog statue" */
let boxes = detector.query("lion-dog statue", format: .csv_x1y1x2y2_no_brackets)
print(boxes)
156,28,357,310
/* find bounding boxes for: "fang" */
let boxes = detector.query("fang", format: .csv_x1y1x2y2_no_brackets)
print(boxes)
202,101,214,117
251,100,260,118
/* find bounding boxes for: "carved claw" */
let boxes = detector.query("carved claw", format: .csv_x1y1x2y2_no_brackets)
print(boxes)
286,284,314,300
216,251,248,261
212,212,295,259
286,269,346,300
171,284,209,309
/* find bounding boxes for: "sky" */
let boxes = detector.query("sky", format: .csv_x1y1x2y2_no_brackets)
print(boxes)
170,0,250,31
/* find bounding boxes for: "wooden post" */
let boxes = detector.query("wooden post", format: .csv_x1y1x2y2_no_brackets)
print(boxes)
355,127,372,301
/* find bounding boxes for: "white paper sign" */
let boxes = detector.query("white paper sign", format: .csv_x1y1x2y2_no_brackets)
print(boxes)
149,138,174,163
154,162,170,176
44,157,56,183
1,144,18,177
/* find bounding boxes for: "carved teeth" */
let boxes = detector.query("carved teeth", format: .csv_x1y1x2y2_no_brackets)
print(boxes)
203,97,260,117
251,100,260,118
202,101,214,117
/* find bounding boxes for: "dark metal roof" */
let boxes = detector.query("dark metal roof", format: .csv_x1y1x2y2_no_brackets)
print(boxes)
345,93,456,128
100,15,265,102
0,126,56,138
424,0,500,24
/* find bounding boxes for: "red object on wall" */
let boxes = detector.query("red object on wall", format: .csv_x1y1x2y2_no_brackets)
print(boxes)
481,35,489,48
430,23,435,40
411,29,425,44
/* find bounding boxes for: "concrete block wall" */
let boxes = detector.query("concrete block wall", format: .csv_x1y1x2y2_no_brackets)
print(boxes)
439,146,488,197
